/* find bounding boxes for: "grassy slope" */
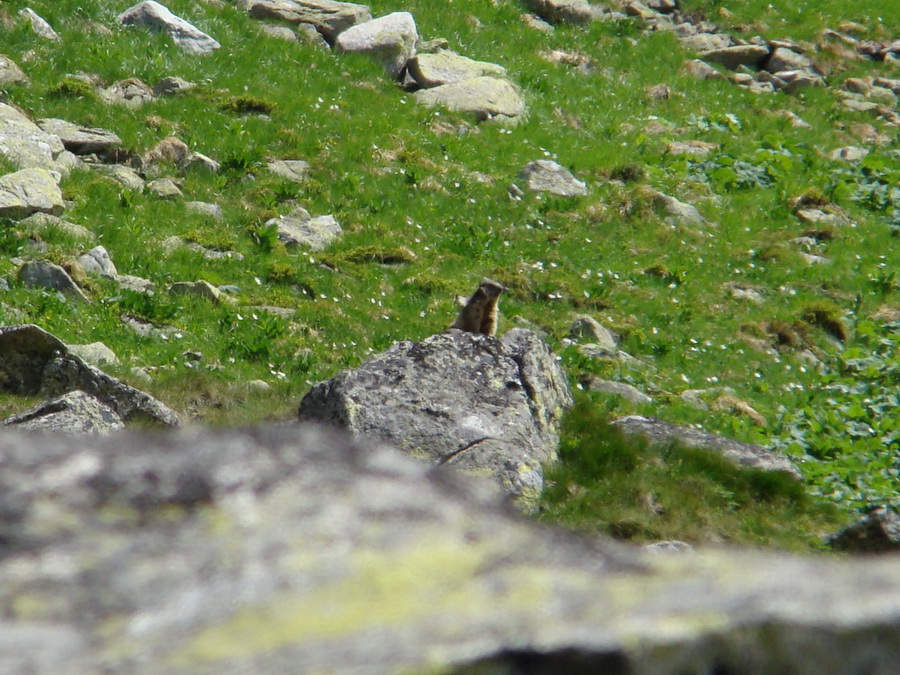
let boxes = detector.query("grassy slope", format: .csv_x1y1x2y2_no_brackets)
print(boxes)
0,0,898,547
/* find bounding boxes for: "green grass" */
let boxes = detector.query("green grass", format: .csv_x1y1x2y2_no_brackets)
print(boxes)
1,0,898,546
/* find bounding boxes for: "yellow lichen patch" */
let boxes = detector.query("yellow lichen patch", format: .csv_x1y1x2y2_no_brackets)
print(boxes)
169,536,509,666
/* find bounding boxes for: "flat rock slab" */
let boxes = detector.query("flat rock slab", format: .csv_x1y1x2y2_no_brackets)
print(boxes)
247,0,372,44
414,76,526,122
298,328,573,499
611,414,801,478
0,103,73,172
524,0,594,25
408,51,507,88
0,168,64,220
267,159,310,182
2,426,900,673
271,208,342,250
519,159,587,196
119,1,221,54
700,44,770,70
335,12,417,78
0,324,180,426
168,280,221,303
36,118,123,157
18,213,95,241
2,390,124,434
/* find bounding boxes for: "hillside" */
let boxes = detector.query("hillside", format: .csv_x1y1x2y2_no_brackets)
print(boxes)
0,0,898,549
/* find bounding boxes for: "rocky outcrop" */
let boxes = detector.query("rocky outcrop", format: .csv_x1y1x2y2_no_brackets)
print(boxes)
119,1,221,54
35,118,123,159
611,415,801,478
1,425,900,673
0,103,77,173
0,324,180,426
408,50,507,88
298,328,573,500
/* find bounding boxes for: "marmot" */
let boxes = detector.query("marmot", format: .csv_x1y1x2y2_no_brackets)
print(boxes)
451,278,504,336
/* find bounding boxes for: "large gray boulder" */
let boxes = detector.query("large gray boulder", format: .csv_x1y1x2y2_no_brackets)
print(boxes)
246,0,372,44
0,324,180,426
335,12,418,79
298,328,573,500
0,55,28,85
0,168,64,219
2,390,124,434
0,103,76,173
2,425,900,673
18,261,90,301
414,76,526,123
118,1,221,54
611,415,801,478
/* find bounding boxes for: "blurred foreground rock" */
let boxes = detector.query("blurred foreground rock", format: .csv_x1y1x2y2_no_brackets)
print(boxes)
1,425,900,673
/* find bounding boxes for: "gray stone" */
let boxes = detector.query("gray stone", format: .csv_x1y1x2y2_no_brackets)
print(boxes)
828,506,900,553
683,58,723,80
0,55,28,85
645,0,678,13
0,324,179,425
874,76,900,94
76,246,118,278
584,377,653,405
795,208,848,227
0,103,72,172
267,159,310,182
2,426,900,673
67,342,119,367
18,214,95,241
519,160,587,197
271,208,342,250
725,283,765,304
611,415,801,478
569,315,618,350
146,178,183,198
649,190,705,225
184,151,220,173
35,118,123,157
776,69,825,93
116,274,155,294
799,252,831,266
414,76,526,122
94,164,145,190
842,98,880,113
168,280,221,303
699,44,770,70
335,12,418,79
185,201,224,220
152,76,196,96
298,328,573,501
523,0,594,25
666,140,718,158
246,0,372,44
765,47,813,74
409,51,507,88
18,261,89,301
258,23,299,41
521,13,555,32
828,145,869,162
0,168,64,219
680,33,733,53
99,78,155,108
162,236,244,261
2,390,124,434
19,7,59,40
119,1,221,54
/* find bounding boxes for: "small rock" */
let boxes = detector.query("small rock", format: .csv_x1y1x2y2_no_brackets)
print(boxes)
521,14,554,32
95,164,145,190
245,0,372,44
36,119,123,158
827,146,869,162
146,178,183,199
267,159,310,183
583,377,653,405
666,140,718,158
19,8,59,40
272,208,343,251
680,33,733,53
413,76,526,123
699,45,770,70
168,280,221,303
519,160,587,197
19,214,95,241
648,190,705,225
795,208,848,227
152,76,196,96
185,201,224,220
68,342,119,367
0,55,29,85
77,246,118,278
568,316,618,350
765,47,813,74
799,252,831,266
524,0,594,25
827,506,900,553
683,59,723,80
0,168,65,219
258,23,299,41
725,283,765,305
18,261,90,301
409,51,507,88
100,78,155,108
117,275,156,295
